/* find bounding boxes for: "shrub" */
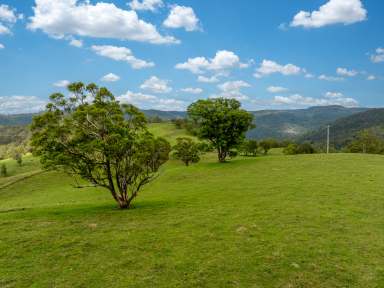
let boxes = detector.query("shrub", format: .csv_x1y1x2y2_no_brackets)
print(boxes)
283,143,316,155
0,163,7,177
240,140,258,156
173,137,201,166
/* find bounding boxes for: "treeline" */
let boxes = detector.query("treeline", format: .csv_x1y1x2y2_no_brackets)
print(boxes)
0,126,31,160
345,128,384,154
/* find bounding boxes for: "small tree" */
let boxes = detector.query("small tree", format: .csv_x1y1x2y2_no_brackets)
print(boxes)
347,130,384,154
187,98,254,162
283,143,316,155
283,143,298,155
14,153,22,166
240,140,258,156
31,82,171,209
173,137,201,166
259,140,273,155
0,164,6,177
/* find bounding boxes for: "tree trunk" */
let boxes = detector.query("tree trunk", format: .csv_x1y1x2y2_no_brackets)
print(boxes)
217,149,227,162
118,200,130,209
117,198,132,209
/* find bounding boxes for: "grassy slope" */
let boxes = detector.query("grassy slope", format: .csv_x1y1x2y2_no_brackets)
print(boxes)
1,123,384,287
0,155,41,188
148,122,196,145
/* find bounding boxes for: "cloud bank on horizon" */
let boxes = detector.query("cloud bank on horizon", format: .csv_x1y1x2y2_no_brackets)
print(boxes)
0,0,383,113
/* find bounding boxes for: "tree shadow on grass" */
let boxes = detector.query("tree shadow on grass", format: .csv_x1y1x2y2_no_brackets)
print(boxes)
2,199,176,221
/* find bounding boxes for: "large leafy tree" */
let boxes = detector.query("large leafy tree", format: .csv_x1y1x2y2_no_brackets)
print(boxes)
31,82,171,209
187,98,254,162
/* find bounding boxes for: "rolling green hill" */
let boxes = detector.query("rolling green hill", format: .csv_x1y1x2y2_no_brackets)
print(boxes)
148,122,195,145
1,123,384,286
301,108,384,149
2,153,384,287
248,105,368,140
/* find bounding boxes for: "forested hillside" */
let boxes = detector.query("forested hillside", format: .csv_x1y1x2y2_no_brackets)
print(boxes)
301,108,384,148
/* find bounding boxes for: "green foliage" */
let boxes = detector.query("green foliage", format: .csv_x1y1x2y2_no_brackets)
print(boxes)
173,137,201,166
240,140,258,156
302,108,384,149
30,82,171,209
259,139,273,155
14,153,23,166
0,125,30,145
187,98,254,162
148,115,164,123
347,129,384,154
283,142,316,155
0,163,6,177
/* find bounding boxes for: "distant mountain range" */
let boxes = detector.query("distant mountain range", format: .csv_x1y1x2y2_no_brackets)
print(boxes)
0,113,37,126
1,106,383,146
301,108,384,149
0,110,186,126
248,106,369,140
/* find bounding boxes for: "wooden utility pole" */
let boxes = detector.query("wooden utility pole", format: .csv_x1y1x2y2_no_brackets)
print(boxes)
327,125,330,154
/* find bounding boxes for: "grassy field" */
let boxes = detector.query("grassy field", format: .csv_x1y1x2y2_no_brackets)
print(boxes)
148,122,196,145
1,124,384,287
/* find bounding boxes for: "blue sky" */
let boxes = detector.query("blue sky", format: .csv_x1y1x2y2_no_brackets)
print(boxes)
0,0,383,113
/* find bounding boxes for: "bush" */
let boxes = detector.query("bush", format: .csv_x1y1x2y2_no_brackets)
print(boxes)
239,140,258,156
0,163,7,177
283,143,316,155
173,137,201,166
14,153,23,166
347,130,384,154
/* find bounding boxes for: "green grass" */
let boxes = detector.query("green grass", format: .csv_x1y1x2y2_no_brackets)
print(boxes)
1,152,384,287
0,155,41,188
148,122,195,145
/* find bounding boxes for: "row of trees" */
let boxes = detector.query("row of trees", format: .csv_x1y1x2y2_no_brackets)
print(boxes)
347,129,384,154
35,81,379,209
31,83,254,209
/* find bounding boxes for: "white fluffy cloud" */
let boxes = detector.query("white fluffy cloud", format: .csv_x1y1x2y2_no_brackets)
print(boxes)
367,75,376,81
318,74,344,81
0,23,10,35
69,38,83,48
267,86,289,93
91,45,154,69
0,4,22,35
181,88,203,94
129,0,163,11
371,48,384,63
325,91,343,98
0,4,21,23
53,80,70,87
140,76,172,94
0,43,4,49
118,90,185,110
197,75,220,83
290,0,367,28
212,80,251,101
254,60,302,78
28,0,178,45
101,73,120,82
163,5,200,31
273,93,358,108
336,67,358,77
0,96,46,114
176,50,247,75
